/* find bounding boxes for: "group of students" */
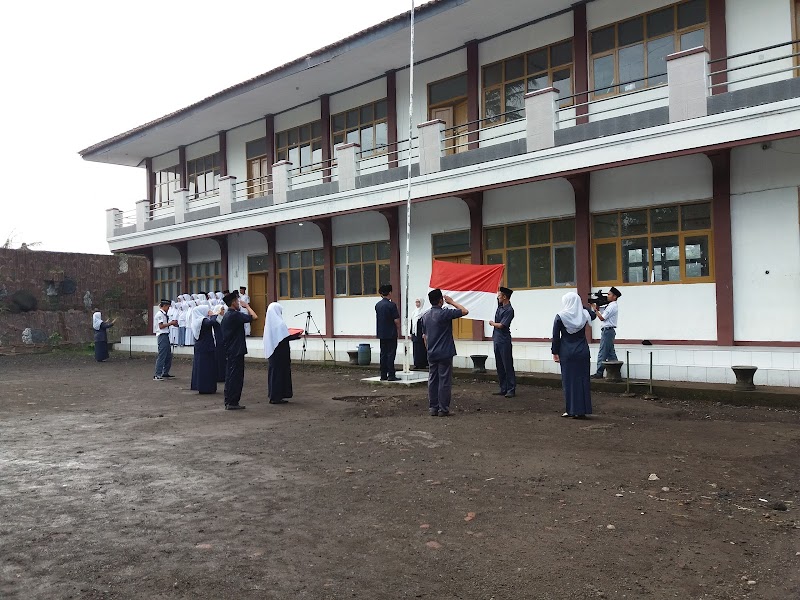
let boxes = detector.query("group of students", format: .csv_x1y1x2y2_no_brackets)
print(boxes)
161,288,252,348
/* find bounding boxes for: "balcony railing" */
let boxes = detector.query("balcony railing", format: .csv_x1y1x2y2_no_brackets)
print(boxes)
108,39,800,239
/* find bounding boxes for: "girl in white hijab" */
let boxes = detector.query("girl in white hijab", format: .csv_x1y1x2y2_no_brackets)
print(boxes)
551,292,596,419
410,297,428,369
190,304,220,394
92,310,116,362
263,302,302,404
184,300,197,346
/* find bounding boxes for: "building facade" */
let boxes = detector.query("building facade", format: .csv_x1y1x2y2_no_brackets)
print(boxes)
81,0,800,386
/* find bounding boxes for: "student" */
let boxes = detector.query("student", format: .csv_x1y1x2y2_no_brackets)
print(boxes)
375,283,401,381
489,286,515,398
591,287,622,379
92,310,116,362
168,300,180,346
263,302,303,404
552,292,597,419
238,286,251,336
190,305,223,394
221,292,258,410
153,299,178,380
410,297,428,370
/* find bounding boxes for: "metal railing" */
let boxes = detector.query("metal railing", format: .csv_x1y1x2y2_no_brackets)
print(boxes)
286,157,336,178
185,193,220,212
149,203,174,221
116,209,136,228
555,81,667,125
439,110,526,153
709,39,800,89
233,176,273,201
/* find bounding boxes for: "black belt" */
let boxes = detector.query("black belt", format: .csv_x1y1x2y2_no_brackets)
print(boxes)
602,326,616,330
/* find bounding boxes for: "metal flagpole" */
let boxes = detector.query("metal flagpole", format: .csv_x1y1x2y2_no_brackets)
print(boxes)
402,0,415,375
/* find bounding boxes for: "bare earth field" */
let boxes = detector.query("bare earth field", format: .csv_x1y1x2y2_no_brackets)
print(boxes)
1,351,798,600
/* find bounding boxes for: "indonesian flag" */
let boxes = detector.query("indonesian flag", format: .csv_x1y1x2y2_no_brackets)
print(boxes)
429,260,505,322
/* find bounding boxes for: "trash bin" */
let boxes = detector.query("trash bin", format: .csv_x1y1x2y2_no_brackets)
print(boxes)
357,343,372,366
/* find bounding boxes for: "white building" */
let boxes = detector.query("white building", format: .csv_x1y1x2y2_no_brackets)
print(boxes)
81,0,800,387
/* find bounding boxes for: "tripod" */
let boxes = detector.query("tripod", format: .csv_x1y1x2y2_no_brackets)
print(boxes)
294,310,335,364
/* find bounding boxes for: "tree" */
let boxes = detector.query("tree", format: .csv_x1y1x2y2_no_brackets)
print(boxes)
2,230,42,250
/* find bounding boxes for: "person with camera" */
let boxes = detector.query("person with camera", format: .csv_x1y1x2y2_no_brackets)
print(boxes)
590,286,621,379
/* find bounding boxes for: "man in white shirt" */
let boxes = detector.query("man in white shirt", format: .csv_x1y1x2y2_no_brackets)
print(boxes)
591,286,621,379
154,299,178,381
239,286,251,336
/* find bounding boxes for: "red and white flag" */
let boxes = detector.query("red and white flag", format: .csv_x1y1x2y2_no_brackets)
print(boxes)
429,260,505,322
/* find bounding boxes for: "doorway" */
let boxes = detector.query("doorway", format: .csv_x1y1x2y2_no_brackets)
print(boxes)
428,73,469,156
247,272,268,337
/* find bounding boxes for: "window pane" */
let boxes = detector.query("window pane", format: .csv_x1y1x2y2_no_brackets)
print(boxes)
360,125,374,154
529,246,551,287
378,264,390,288
484,88,502,122
554,246,576,285
486,252,503,265
348,264,362,295
377,241,391,260
680,29,705,51
527,49,548,74
335,266,347,295
593,213,618,238
550,41,572,67
553,69,572,106
650,206,679,233
288,146,299,167
346,109,359,129
289,251,301,268
621,210,648,236
506,224,527,247
591,26,615,54
299,125,310,143
346,130,359,145
682,203,711,230
300,143,312,169
278,253,289,269
301,250,312,267
596,243,618,281
334,246,347,264
485,227,504,250
647,35,674,85
302,269,313,297
332,114,345,132
652,235,681,282
685,235,710,278
375,122,388,152
618,17,644,46
552,218,575,243
363,264,377,295
290,270,301,298
622,238,649,283
592,55,615,95
528,221,550,245
433,230,470,255
288,128,298,145
362,243,376,262
506,248,528,289
314,249,325,266
429,74,467,105
315,268,325,295
360,104,374,123
527,73,550,93
375,100,387,119
678,0,706,29
647,7,674,38
347,245,361,263
312,121,322,138
504,56,524,80
279,272,288,297
504,80,525,118
618,43,645,90
483,63,502,87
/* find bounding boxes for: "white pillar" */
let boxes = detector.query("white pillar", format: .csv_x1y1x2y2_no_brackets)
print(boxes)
219,175,236,214
106,208,121,238
525,87,559,152
667,46,710,123
335,143,360,191
272,161,292,204
135,199,149,232
417,119,445,175
173,188,188,224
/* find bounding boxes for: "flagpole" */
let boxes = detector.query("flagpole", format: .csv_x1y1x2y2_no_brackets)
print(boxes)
402,0,415,375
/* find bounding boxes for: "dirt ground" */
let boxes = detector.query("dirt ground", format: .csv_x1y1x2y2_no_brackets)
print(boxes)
1,351,798,600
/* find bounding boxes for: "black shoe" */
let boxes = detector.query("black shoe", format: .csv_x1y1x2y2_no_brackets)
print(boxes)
380,377,388,381
269,399,289,404
162,374,175,378
438,411,450,417
225,404,245,410
492,391,507,396
591,374,603,380
387,376,401,381
429,409,439,417
573,414,588,420
504,391,515,398
153,375,164,381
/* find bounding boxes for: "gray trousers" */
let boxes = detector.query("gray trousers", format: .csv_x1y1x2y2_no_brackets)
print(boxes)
154,333,173,376
428,359,453,413
596,328,617,375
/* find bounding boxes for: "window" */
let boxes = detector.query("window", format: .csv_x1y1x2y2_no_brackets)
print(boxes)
153,165,180,208
186,153,220,198
334,241,390,296
188,261,222,294
432,230,470,256
154,266,182,304
332,100,389,158
590,0,708,97
482,39,574,124
484,219,576,288
276,122,322,173
247,254,269,273
592,202,713,285
246,138,270,198
278,250,325,299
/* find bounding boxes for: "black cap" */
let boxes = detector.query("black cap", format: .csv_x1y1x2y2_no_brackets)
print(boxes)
239,286,246,291
379,284,392,296
499,286,513,298
609,286,622,298
159,299,171,307
222,292,238,307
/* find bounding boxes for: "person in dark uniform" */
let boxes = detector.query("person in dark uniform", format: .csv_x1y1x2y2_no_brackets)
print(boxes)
551,292,597,419
190,305,222,394
221,292,258,410
489,286,515,398
375,283,401,381
92,311,116,362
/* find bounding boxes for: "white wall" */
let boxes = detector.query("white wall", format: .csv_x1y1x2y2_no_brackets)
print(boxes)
153,245,180,268
280,299,326,335
333,297,377,336
152,150,179,172
227,230,268,291
274,102,321,133
591,155,712,212
186,136,220,161
276,222,323,252
188,238,221,263
484,178,575,225
227,121,267,183
330,78,387,114
731,140,800,342
332,212,389,245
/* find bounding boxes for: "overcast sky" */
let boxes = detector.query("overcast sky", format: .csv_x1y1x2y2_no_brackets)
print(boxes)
2,0,412,254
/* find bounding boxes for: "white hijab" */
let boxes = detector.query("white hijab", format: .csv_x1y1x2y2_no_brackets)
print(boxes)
410,298,426,335
263,302,290,359
92,311,103,331
558,292,591,335
191,305,211,340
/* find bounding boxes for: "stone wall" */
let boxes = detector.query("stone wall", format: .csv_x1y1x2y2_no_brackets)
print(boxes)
0,249,149,351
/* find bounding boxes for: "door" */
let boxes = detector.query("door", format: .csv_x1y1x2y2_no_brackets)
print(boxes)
247,272,267,337
438,254,473,340
431,102,468,155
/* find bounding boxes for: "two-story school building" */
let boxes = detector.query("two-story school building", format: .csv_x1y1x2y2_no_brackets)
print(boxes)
81,0,800,387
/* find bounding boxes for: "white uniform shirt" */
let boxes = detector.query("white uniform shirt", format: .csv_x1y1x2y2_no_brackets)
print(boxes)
239,293,251,335
600,301,618,328
154,309,170,336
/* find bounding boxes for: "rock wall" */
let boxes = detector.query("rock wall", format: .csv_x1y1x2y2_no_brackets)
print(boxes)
0,249,149,351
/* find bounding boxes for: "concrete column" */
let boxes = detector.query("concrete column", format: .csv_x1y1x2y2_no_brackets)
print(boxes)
335,143,360,191
462,193,484,341
525,88,559,152
466,40,480,150
572,4,589,125
386,70,399,168
106,208,122,239
219,175,236,214
568,173,592,343
708,150,733,346
173,188,188,224
667,47,710,123
136,199,149,232
214,235,229,291
708,0,728,95
272,161,292,204
417,120,444,175
320,95,332,183
316,218,334,336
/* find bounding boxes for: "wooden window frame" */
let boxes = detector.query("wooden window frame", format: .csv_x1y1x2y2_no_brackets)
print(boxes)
187,261,222,295
246,156,271,198
154,265,182,305
589,0,709,100
483,218,577,289
153,165,180,208
333,241,391,297
428,73,468,110
275,122,322,174
186,153,220,199
277,249,325,299
793,0,800,68
331,99,389,159
481,38,574,125
591,201,715,287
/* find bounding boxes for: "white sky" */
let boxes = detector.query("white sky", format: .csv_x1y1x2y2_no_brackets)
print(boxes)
2,0,412,254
